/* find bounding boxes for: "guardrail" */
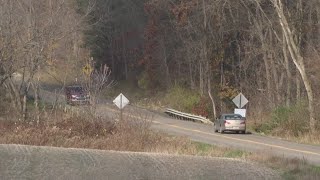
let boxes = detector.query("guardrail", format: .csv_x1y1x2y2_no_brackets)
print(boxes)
165,108,213,125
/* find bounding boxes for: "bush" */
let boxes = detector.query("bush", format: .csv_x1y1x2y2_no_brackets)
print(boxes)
163,86,200,112
192,97,211,118
254,102,310,137
138,71,149,90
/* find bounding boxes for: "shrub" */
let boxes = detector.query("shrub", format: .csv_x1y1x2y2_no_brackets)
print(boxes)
163,85,200,112
192,97,211,118
254,101,310,137
0,88,8,116
138,71,150,90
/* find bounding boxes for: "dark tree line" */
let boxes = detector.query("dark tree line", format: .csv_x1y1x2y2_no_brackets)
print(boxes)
82,0,147,82
84,0,320,133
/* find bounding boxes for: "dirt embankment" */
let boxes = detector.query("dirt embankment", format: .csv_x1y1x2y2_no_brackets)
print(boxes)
0,144,280,180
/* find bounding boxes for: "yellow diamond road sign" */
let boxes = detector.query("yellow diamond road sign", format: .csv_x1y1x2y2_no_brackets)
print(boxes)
83,64,93,75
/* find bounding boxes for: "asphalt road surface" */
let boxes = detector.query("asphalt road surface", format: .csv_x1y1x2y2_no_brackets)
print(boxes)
0,144,280,180
98,104,320,166
36,89,320,165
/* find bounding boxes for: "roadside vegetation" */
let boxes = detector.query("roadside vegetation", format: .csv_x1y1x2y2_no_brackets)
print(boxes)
106,84,320,145
1,0,320,179
251,102,320,145
85,0,320,146
1,0,319,145
0,104,319,179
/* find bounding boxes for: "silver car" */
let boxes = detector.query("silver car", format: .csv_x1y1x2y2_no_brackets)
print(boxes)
214,114,246,134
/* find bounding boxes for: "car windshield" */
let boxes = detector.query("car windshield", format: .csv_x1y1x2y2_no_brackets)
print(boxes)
68,86,84,93
225,115,242,120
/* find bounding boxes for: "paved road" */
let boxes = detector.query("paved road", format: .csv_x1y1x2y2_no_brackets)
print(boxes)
0,144,280,180
36,89,320,165
99,104,320,166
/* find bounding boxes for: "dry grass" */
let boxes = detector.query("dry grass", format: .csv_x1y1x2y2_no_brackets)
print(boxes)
0,107,319,179
0,115,231,157
0,109,194,154
247,152,320,180
0,106,252,158
248,104,320,146
278,133,320,145
249,119,320,146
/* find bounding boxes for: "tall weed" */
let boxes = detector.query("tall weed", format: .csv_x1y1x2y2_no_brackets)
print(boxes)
254,102,311,137
0,109,194,153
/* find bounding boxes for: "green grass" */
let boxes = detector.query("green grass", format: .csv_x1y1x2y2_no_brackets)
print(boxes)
311,166,320,173
282,171,300,180
26,97,46,110
192,141,320,179
281,165,320,180
223,149,249,158
193,141,215,154
192,141,250,158
163,85,200,112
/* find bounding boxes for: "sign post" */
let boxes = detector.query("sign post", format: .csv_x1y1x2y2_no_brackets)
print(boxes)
113,93,129,121
232,93,249,117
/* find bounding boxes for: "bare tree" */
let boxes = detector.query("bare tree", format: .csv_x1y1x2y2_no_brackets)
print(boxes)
270,0,317,133
0,0,94,120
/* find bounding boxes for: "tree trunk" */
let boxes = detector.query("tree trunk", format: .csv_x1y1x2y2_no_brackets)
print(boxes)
199,60,204,95
189,56,195,90
269,51,281,104
33,70,40,124
208,71,217,120
283,34,292,107
8,79,22,113
262,49,274,108
122,34,128,80
296,75,301,101
161,38,171,88
4,81,20,113
272,0,316,133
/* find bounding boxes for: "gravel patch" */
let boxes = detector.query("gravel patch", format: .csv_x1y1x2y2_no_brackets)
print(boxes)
0,144,281,180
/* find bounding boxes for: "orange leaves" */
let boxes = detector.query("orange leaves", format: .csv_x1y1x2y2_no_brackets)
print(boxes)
192,97,209,118
218,85,239,100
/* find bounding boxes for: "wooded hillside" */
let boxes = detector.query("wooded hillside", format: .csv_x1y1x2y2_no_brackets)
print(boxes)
84,0,320,133
1,0,319,135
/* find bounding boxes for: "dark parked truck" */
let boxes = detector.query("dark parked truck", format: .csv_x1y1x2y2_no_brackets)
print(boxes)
65,86,90,105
